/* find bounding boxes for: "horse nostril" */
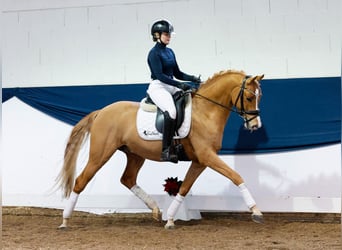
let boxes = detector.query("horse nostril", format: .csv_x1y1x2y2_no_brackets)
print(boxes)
252,125,259,130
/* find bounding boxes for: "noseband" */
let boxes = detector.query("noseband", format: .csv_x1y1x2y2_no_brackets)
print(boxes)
194,76,260,125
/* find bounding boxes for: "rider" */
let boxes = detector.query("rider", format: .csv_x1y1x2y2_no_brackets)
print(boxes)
147,19,201,163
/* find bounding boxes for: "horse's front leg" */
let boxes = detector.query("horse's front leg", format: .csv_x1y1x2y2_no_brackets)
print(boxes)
164,161,206,229
199,151,264,224
239,183,263,223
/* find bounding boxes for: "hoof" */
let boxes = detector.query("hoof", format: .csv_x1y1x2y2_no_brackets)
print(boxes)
152,207,161,222
58,224,68,230
252,214,264,224
58,218,69,229
164,219,175,230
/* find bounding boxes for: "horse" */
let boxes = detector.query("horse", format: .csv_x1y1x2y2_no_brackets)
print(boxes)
56,69,264,229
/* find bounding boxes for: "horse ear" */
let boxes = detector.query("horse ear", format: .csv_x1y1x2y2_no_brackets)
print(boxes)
250,75,258,82
248,74,264,84
256,74,264,81
248,74,264,86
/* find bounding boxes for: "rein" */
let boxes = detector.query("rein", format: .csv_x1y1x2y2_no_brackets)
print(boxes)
193,76,260,124
193,92,233,111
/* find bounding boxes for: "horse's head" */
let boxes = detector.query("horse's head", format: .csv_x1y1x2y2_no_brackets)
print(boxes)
231,74,264,131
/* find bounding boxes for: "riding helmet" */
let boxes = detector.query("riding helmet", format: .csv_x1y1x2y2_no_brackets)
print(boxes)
151,20,174,41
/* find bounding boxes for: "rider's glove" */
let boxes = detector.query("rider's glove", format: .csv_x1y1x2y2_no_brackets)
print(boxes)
190,82,200,90
178,83,192,91
192,75,202,84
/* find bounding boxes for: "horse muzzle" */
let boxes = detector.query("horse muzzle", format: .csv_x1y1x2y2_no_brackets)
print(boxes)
243,112,262,132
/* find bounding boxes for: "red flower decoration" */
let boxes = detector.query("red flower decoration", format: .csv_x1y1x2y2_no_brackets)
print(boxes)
163,177,183,196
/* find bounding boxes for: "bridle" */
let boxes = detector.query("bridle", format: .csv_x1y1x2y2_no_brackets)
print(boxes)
193,76,260,125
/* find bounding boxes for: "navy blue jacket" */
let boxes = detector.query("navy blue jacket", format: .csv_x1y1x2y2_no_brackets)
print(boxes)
147,42,194,87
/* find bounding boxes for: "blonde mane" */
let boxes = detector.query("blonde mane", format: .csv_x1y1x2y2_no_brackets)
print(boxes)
203,69,245,85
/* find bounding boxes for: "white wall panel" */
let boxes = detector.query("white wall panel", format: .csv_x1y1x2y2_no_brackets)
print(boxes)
299,34,330,54
315,13,341,34
270,34,301,56
285,14,316,34
2,0,169,12
3,0,341,86
288,52,339,77
244,55,288,79
256,15,285,34
330,33,342,54
241,0,270,16
269,0,299,15
214,0,242,17
327,0,342,13
298,0,328,13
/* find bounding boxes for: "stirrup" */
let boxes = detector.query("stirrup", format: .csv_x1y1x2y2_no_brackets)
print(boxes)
161,148,178,163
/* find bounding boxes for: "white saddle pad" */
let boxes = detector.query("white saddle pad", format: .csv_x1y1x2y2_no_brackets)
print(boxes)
136,96,192,140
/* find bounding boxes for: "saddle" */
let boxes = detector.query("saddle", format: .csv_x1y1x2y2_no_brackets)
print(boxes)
136,91,192,141
143,91,189,134
137,91,191,162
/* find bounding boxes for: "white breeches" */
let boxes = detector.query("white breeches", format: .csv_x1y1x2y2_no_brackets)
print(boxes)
147,80,180,119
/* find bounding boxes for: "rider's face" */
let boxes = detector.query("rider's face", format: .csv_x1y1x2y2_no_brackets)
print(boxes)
160,32,171,45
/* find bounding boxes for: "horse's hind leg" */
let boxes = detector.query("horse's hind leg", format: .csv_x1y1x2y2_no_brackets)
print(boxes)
59,161,113,229
59,142,118,229
120,151,161,221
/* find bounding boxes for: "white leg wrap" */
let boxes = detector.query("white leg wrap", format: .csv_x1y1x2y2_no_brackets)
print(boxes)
167,194,184,220
130,185,158,210
63,191,79,219
239,183,256,209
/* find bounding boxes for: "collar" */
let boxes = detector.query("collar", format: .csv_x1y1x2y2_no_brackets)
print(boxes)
155,41,167,48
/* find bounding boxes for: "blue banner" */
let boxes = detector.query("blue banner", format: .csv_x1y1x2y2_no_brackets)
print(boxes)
3,77,341,154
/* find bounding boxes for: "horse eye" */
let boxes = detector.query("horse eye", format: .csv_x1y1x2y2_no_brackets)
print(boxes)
246,97,253,102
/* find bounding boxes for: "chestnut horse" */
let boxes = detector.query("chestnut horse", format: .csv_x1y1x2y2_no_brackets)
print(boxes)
56,70,264,229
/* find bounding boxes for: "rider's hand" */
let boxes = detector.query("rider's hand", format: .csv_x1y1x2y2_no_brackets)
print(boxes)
192,75,202,83
178,83,192,91
191,82,200,90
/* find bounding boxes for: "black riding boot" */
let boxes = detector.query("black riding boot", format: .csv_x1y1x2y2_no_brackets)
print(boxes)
161,111,178,163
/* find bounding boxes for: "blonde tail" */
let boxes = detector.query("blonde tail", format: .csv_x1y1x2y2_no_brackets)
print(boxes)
56,111,99,198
